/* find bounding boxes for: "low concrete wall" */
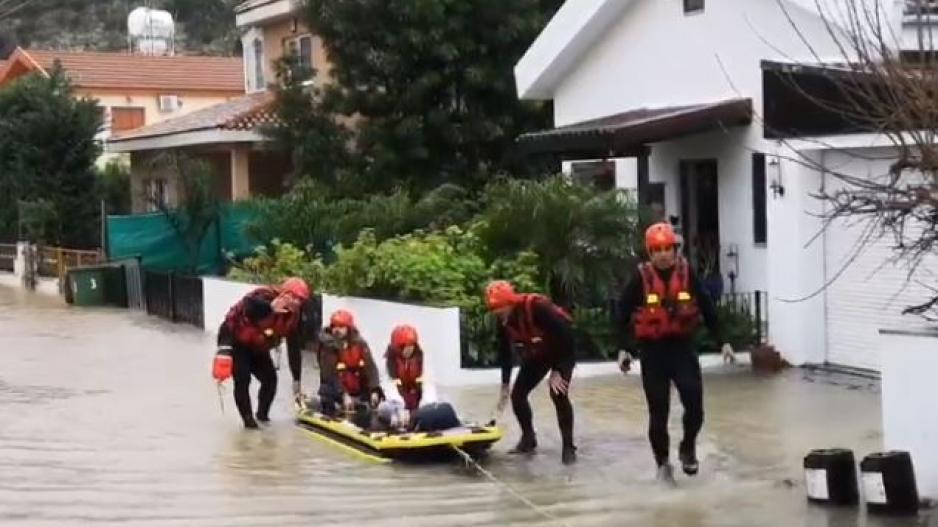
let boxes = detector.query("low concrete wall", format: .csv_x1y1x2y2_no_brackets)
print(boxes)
0,272,61,298
880,327,938,499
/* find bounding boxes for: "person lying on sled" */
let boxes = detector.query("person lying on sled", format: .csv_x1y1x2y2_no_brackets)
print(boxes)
316,309,383,417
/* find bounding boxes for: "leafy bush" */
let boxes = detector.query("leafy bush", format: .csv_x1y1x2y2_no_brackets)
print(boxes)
694,300,761,354
228,240,326,287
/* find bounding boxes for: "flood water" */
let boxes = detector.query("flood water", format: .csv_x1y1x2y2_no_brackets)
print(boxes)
1,285,936,526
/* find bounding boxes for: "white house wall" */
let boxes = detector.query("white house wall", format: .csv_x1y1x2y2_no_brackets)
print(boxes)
765,151,828,365
552,0,847,127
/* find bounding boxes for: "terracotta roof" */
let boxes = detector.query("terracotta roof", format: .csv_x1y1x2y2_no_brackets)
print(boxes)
110,91,277,141
5,48,245,92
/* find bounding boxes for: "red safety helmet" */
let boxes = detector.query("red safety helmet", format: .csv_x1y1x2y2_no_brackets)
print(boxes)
330,309,355,328
485,280,520,311
645,222,677,253
391,325,419,349
280,277,311,301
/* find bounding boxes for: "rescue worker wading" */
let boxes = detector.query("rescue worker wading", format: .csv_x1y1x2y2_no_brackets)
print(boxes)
214,278,317,429
616,223,736,484
317,310,383,415
488,281,578,465
385,325,424,414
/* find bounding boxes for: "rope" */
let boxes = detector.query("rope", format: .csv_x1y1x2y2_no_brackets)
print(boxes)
451,445,567,526
216,382,225,414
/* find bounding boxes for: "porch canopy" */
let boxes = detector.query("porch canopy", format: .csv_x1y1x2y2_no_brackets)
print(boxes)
516,98,753,159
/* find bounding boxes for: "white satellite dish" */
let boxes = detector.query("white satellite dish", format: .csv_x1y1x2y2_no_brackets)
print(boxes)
128,7,175,56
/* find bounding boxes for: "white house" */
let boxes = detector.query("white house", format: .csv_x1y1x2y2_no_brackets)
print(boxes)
515,0,937,371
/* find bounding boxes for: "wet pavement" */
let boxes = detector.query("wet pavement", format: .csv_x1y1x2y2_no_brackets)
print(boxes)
1,285,936,526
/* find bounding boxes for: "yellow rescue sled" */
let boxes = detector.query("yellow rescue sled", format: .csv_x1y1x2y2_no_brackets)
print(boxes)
296,408,503,463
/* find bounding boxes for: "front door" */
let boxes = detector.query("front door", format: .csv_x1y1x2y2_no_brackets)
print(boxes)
679,160,721,280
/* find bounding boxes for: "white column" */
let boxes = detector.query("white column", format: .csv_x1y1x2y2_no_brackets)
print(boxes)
230,148,251,201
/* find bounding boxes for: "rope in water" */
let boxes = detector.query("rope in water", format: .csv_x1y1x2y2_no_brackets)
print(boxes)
451,445,567,526
216,382,225,414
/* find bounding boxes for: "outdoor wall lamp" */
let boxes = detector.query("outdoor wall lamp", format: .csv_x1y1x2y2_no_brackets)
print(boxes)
726,244,740,295
769,156,786,198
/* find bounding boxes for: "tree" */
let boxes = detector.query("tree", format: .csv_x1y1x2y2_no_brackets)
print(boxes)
771,0,938,318
301,0,563,192
0,64,102,247
147,152,221,274
96,159,132,215
262,58,356,192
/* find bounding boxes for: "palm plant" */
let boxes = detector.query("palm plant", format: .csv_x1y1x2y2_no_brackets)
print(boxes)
476,176,644,307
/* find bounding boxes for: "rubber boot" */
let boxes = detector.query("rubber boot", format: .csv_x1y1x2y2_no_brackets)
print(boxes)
679,441,699,476
509,434,538,454
657,462,677,487
562,444,578,465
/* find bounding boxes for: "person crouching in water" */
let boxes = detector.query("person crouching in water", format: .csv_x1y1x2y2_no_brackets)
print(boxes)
214,277,314,429
616,222,735,484
317,309,383,417
487,281,578,465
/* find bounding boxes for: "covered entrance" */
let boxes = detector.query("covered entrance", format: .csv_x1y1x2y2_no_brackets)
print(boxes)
516,98,752,211
680,159,721,283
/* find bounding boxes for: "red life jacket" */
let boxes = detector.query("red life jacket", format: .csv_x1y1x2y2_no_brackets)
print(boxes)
390,347,424,410
633,258,701,341
337,342,368,396
267,309,300,341
225,287,278,352
503,294,573,360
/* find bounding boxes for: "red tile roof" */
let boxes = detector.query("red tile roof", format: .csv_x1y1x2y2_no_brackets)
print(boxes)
110,91,277,141
2,48,245,93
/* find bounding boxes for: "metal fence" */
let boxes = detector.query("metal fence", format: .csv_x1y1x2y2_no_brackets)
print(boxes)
0,243,15,272
38,246,104,281
144,271,204,329
719,291,769,344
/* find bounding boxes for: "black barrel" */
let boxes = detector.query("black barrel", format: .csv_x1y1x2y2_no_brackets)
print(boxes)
860,451,919,515
803,448,859,505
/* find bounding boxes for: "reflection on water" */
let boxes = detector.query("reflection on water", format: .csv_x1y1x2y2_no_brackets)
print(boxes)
0,286,935,526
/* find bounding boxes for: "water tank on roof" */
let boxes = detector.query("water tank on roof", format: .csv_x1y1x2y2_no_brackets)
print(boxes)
128,7,175,56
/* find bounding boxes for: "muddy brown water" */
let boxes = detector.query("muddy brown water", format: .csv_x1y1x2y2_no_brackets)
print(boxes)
1,286,935,526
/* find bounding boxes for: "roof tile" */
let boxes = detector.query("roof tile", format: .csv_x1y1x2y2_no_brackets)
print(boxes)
110,91,277,141
24,49,245,93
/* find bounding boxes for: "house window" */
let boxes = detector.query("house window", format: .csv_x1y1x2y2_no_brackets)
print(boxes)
253,39,265,90
571,161,616,191
285,35,314,80
111,107,146,132
145,179,168,212
684,0,704,14
752,153,768,245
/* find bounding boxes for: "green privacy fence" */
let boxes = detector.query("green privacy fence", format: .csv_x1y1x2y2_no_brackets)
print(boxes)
105,204,258,275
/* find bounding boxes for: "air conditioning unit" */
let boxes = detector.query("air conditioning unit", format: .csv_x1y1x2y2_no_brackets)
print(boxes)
158,95,180,113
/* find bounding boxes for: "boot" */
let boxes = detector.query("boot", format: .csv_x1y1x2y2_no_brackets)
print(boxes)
256,412,271,424
243,417,260,430
562,444,578,465
679,441,699,476
508,434,537,454
657,462,677,487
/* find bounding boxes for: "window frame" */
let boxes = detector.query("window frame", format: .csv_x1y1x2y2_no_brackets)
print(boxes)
752,152,768,245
